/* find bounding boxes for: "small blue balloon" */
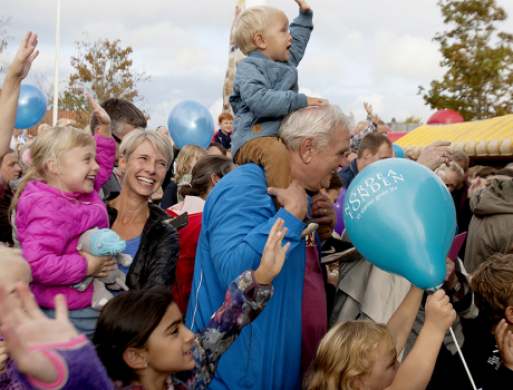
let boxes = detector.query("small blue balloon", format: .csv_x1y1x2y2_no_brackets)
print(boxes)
167,101,215,149
15,85,47,129
393,144,406,158
343,159,456,289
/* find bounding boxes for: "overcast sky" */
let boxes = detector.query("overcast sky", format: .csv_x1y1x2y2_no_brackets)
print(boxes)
2,0,513,129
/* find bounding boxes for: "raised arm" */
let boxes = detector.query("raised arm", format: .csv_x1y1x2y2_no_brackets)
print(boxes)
288,0,314,66
0,32,39,157
386,284,424,354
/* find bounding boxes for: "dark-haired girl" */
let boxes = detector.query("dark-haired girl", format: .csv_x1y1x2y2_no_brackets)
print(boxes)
0,219,290,390
166,155,236,314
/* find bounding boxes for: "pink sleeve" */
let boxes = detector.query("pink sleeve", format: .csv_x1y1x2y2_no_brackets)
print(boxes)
93,134,116,191
19,197,87,285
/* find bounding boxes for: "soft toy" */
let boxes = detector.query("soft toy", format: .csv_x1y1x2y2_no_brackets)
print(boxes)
73,228,133,310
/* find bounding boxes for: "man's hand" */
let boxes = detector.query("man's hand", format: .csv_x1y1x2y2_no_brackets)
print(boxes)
495,319,513,371
417,141,454,171
310,193,336,230
307,97,327,107
364,102,373,116
268,179,309,221
254,218,291,285
294,0,311,12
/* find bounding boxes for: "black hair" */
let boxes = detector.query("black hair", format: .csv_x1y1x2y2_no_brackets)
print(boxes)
93,287,174,385
89,98,147,136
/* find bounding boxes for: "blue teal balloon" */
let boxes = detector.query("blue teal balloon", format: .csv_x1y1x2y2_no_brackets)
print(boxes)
343,159,456,289
393,144,406,158
15,85,47,129
167,101,215,149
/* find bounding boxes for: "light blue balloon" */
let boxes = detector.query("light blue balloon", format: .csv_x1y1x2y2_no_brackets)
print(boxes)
167,100,215,149
393,143,406,158
343,159,456,289
15,85,47,129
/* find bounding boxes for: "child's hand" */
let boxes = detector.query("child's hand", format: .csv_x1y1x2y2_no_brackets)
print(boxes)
425,289,456,333
81,251,116,277
0,283,79,383
268,180,309,221
371,113,379,126
254,218,291,285
7,32,39,81
307,96,327,107
364,102,373,116
0,340,7,373
294,0,311,12
495,319,513,371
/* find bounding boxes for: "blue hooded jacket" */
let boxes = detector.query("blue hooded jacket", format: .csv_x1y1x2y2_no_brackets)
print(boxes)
229,10,313,158
186,164,308,389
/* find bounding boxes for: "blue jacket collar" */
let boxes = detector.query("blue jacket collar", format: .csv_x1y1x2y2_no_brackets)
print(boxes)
247,51,271,60
349,158,359,176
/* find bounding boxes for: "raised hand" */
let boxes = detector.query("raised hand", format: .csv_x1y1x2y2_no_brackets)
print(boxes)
0,283,79,383
364,102,373,116
254,218,291,285
417,141,454,171
307,96,327,107
8,31,39,81
425,289,456,333
86,93,110,126
371,113,379,126
294,0,311,12
495,319,513,371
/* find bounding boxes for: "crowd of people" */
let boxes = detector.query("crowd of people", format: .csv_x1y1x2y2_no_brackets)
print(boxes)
1,1,513,389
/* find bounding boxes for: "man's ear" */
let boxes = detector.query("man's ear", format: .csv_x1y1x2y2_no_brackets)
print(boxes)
298,137,314,164
118,155,127,174
123,348,147,371
46,158,60,176
253,32,267,50
505,306,513,324
362,149,372,160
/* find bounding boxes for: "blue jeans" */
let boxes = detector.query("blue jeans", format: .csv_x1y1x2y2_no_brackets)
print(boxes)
41,306,100,341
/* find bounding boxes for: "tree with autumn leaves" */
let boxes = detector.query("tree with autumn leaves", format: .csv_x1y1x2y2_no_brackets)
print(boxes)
63,34,150,126
419,0,513,121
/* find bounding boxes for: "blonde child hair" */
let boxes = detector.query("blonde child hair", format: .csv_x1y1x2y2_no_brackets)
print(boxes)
306,321,396,390
10,126,96,215
233,6,286,55
174,144,207,183
0,246,32,286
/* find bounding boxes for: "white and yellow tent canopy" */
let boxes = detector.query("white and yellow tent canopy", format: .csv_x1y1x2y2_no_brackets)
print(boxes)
396,115,513,158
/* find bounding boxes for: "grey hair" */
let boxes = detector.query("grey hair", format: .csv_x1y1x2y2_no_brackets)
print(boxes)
119,129,173,166
278,104,355,151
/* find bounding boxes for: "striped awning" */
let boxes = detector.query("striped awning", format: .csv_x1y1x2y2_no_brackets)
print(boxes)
395,115,513,157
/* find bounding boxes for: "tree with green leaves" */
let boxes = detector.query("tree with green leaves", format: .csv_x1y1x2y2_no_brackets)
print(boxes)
419,0,513,121
64,33,150,126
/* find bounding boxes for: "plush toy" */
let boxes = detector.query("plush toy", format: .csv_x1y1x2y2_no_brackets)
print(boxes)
73,228,133,310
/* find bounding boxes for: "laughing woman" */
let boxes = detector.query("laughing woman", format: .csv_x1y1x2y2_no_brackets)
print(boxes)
106,130,179,290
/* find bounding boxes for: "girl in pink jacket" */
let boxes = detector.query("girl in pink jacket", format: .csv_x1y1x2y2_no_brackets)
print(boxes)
13,95,116,339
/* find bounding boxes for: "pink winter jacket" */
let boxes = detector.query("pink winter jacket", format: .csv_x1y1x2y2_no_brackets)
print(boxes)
16,135,116,310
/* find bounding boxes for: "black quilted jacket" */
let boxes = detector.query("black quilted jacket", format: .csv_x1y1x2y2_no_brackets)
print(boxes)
107,199,179,290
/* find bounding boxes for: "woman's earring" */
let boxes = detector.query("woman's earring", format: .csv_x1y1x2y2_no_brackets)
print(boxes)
144,363,148,369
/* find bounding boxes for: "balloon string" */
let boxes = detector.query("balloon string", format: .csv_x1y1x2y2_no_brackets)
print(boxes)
433,287,477,390
448,326,477,390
